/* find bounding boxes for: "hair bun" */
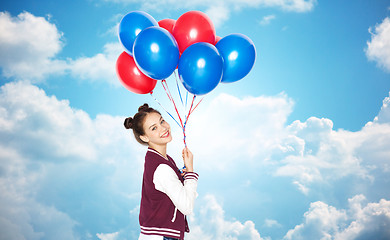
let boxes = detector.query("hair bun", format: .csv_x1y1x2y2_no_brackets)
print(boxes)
124,117,133,129
138,103,149,112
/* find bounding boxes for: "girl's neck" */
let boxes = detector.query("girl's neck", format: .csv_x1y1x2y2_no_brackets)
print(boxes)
149,143,167,159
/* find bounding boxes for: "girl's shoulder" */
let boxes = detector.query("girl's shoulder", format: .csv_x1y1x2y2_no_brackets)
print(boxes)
145,149,167,167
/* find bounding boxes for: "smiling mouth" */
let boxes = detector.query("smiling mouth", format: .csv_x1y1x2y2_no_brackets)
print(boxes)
161,131,170,138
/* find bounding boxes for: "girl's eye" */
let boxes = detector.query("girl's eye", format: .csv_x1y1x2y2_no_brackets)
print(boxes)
161,120,165,124
152,126,157,131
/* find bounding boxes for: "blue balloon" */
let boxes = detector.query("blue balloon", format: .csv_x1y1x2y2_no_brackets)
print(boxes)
216,33,256,83
133,26,180,80
178,42,223,95
118,11,158,55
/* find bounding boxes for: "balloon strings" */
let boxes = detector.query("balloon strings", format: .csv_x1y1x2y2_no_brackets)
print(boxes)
150,91,182,129
175,70,189,121
174,71,184,107
181,95,194,147
161,80,184,128
158,80,204,147
185,95,196,126
161,80,186,146
185,91,189,111
190,96,204,115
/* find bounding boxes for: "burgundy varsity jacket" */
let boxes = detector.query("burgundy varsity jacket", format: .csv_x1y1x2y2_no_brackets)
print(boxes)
139,148,199,240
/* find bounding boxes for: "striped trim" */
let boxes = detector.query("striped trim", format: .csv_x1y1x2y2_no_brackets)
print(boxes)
140,226,181,238
184,172,199,181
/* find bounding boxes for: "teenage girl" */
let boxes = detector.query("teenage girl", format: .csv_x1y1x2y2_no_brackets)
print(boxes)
124,104,199,240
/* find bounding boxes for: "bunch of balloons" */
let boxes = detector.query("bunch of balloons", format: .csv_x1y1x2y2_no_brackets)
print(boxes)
116,10,256,146
116,10,256,96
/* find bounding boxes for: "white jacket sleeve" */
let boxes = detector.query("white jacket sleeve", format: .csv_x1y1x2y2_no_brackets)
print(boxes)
153,164,199,215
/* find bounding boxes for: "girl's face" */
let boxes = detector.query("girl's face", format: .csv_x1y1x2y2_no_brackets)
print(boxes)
140,112,172,146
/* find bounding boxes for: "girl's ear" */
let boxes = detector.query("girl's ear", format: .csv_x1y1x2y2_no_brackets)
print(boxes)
140,135,149,143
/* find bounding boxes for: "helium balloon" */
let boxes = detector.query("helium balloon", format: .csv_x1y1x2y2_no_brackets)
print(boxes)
116,51,157,94
215,33,256,83
178,42,223,95
133,26,180,80
118,11,158,55
158,19,176,34
173,11,216,53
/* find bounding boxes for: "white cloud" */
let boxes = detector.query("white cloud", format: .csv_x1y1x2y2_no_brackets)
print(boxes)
0,11,67,80
272,92,390,193
0,81,97,160
99,0,316,28
284,195,390,240
187,194,265,240
205,3,230,28
0,11,121,85
284,201,347,240
335,195,390,239
259,15,276,26
372,92,390,124
276,0,317,12
275,117,371,193
68,42,122,86
96,232,119,240
366,17,390,72
263,219,282,228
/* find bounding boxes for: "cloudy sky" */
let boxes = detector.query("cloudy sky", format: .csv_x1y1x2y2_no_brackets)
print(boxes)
1,0,390,239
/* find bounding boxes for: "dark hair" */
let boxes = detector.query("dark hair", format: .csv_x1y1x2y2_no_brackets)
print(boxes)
124,103,161,145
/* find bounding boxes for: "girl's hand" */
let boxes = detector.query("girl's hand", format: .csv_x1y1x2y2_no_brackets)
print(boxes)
182,147,194,172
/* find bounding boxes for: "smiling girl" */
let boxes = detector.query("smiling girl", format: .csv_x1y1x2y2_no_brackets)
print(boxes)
124,104,199,240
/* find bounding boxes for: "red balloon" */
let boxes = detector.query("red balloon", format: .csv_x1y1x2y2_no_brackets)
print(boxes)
116,51,157,94
158,19,176,34
173,11,216,53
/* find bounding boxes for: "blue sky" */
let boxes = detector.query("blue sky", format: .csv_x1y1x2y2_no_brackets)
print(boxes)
1,0,390,239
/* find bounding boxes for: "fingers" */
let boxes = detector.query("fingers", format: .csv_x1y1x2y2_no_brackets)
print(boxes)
182,147,189,158
182,147,192,154
182,147,194,172
182,148,187,159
